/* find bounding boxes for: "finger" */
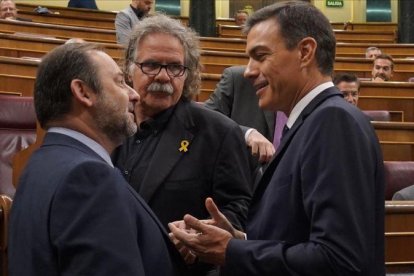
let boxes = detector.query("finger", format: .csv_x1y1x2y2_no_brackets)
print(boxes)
205,197,222,221
183,214,210,234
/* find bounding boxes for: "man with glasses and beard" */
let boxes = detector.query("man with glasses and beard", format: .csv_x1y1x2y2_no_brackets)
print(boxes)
112,14,252,276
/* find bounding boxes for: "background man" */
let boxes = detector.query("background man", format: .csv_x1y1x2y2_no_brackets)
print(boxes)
372,53,394,82
113,14,252,275
0,0,31,21
170,2,384,275
115,0,153,45
365,46,382,59
67,0,98,9
205,65,276,164
9,43,186,276
333,72,360,106
234,10,249,26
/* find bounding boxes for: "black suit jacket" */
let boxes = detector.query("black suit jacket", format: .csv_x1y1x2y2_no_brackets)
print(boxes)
205,66,274,141
221,87,385,275
9,133,186,276
113,99,252,230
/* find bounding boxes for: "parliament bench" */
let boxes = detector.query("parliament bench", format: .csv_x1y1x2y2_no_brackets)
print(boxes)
217,24,398,43
16,3,117,20
0,19,116,43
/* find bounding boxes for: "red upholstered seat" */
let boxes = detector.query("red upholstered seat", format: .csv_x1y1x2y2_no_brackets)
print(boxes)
384,161,414,200
0,95,36,197
363,110,391,122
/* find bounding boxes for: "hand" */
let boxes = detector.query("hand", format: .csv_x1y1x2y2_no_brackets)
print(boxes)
169,214,232,266
168,224,198,264
372,74,386,82
246,129,275,163
201,198,245,240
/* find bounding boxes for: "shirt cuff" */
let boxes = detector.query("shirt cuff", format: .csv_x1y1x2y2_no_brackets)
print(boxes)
244,128,255,142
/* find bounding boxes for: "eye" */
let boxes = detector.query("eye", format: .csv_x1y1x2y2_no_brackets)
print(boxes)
143,62,160,71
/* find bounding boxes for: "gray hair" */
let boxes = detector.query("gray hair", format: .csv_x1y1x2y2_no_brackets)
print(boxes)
124,13,201,100
243,1,336,76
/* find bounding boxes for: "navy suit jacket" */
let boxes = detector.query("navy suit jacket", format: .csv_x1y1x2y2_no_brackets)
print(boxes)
68,0,97,9
9,133,186,276
221,87,385,275
205,65,274,141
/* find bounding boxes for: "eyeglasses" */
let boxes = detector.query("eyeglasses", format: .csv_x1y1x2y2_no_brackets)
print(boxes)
134,62,188,77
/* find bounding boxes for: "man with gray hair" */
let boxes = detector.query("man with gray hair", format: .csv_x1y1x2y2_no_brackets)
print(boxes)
112,13,252,276
170,2,384,275
365,46,382,59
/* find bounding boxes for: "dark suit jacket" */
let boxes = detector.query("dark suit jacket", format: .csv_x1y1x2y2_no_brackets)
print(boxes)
68,0,98,9
205,66,274,141
221,87,385,275
9,133,186,276
113,99,252,230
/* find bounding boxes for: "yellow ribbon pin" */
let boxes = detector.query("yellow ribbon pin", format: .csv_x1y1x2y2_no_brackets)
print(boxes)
179,140,190,152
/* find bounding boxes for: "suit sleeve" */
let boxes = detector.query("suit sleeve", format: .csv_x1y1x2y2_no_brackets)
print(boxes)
115,11,131,45
204,67,250,135
222,108,383,275
49,161,146,275
212,122,252,230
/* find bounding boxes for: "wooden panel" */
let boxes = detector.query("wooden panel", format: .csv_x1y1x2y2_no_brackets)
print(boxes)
16,3,117,20
0,74,35,96
218,24,397,43
0,33,123,58
385,202,414,266
331,22,398,32
0,19,116,43
359,96,414,122
380,143,414,161
373,122,414,142
17,10,114,29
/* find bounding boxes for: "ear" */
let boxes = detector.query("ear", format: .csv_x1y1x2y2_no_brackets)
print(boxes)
70,79,96,107
298,37,317,69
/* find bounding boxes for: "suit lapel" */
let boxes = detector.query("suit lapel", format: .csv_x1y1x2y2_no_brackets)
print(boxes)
252,87,341,202
138,101,196,202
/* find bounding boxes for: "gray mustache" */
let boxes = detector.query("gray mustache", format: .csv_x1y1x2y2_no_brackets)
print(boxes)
147,82,174,95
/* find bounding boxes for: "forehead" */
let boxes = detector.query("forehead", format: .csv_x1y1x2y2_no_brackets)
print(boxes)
336,81,359,91
137,33,184,61
0,1,15,8
374,58,392,67
90,50,121,76
246,18,281,53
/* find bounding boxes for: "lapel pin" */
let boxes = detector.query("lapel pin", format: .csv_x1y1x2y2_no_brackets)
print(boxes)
179,140,190,152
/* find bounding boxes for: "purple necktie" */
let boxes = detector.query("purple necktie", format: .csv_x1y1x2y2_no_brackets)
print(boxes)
273,111,288,150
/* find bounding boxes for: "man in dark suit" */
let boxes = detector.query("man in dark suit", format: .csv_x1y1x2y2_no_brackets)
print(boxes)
9,43,186,276
115,0,153,45
205,65,277,163
67,0,98,9
170,2,385,275
113,14,252,275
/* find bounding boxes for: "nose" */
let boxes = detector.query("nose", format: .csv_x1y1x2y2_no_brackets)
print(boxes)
244,59,258,80
127,84,140,102
153,67,171,82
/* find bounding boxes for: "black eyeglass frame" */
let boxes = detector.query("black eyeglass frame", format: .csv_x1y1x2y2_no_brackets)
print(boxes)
133,61,188,77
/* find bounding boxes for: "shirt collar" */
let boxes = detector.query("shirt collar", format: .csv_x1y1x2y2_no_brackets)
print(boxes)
286,81,334,128
48,127,114,167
